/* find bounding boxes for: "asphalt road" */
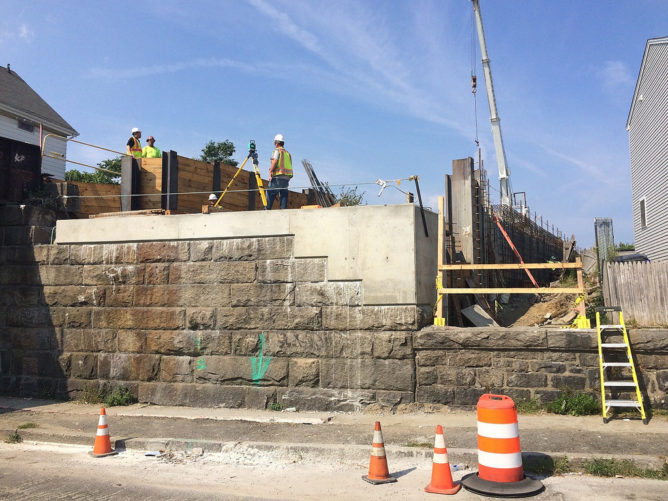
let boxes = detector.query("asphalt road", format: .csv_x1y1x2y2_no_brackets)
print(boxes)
1,442,666,501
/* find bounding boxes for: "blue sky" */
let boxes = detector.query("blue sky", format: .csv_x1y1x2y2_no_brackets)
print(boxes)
2,1,666,247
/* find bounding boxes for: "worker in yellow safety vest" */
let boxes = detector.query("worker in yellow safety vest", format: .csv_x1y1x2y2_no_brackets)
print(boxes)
142,136,162,158
265,133,293,210
126,127,142,158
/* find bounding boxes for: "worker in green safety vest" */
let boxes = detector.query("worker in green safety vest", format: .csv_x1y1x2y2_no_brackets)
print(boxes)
142,136,162,158
265,133,293,210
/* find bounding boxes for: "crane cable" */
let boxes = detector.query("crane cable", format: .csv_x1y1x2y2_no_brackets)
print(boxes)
471,10,480,149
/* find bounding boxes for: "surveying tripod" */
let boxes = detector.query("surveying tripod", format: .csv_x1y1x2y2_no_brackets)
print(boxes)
214,140,268,208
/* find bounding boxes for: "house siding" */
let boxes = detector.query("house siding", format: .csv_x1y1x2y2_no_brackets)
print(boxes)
0,112,67,179
628,41,668,262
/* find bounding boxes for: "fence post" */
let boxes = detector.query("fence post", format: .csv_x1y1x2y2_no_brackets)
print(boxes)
120,156,140,211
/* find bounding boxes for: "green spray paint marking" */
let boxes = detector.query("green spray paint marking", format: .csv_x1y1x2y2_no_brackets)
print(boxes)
194,334,202,352
250,333,271,385
196,358,207,370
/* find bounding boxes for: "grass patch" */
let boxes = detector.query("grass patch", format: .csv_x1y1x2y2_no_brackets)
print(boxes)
404,441,432,448
4,431,22,444
554,456,571,475
269,402,283,412
516,398,545,414
16,422,39,430
78,384,137,407
548,389,599,416
582,458,668,480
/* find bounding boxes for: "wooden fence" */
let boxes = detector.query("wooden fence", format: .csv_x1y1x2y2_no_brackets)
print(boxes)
603,261,668,326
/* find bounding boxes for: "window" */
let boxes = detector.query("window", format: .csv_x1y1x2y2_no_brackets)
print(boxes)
639,197,647,229
17,118,34,133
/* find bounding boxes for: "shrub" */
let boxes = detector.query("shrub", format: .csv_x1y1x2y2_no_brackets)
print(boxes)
548,389,599,416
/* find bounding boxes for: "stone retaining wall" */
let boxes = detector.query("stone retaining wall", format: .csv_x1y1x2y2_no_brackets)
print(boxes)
1,233,666,411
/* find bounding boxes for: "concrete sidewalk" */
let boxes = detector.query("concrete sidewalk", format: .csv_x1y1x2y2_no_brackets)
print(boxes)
1,397,666,472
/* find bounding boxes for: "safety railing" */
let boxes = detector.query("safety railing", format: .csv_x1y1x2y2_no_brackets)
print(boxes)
41,133,128,175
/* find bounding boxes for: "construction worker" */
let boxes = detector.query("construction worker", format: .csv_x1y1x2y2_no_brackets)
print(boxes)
265,133,293,210
142,136,161,158
126,127,142,158
208,193,217,206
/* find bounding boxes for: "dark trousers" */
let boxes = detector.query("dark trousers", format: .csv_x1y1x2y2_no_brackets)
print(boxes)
265,177,289,209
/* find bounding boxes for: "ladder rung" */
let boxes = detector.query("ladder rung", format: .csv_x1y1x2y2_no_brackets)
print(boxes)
599,325,624,330
604,381,637,387
606,400,640,407
601,343,627,348
602,362,632,367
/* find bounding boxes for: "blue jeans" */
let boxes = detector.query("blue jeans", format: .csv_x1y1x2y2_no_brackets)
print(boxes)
265,177,289,209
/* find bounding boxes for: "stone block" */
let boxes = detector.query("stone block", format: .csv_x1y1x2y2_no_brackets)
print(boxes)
257,260,294,283
9,328,57,351
170,262,256,284
295,282,361,306
92,308,184,330
376,390,414,407
415,327,547,350
294,258,327,282
551,374,586,390
109,353,161,381
70,353,98,379
278,387,375,412
57,354,71,377
255,236,293,260
528,361,567,374
230,283,294,306
102,286,135,307
47,245,70,264
101,243,138,264
0,246,36,265
372,332,413,359
636,354,668,370
322,306,418,331
546,330,597,350
547,352,579,362
416,350,447,367
195,356,288,386
656,370,668,392
2,226,31,245
31,245,50,263
61,329,116,352
69,245,104,265
187,308,216,330
136,284,231,307
475,368,505,389
533,389,563,404
585,368,600,389
82,265,145,285
506,372,548,388
217,307,321,330
417,366,437,386
38,265,82,285
446,351,491,367
145,263,170,285
6,307,51,327
289,358,319,387
212,239,258,261
0,286,43,307
578,353,599,367
628,329,668,352
160,356,193,383
321,331,373,358
118,330,146,353
137,241,189,262
417,385,455,405
437,367,476,386
49,307,92,328
245,387,278,410
453,387,488,406
190,241,213,261
498,388,531,404
320,358,414,391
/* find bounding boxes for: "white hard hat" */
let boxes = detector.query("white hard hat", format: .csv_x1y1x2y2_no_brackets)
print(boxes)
131,127,141,133
208,194,217,201
274,134,284,143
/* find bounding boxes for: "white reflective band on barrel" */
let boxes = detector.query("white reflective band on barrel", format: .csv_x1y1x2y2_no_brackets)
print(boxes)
433,452,449,464
478,450,522,469
477,421,518,439
434,434,445,448
373,430,383,443
370,447,386,457
98,415,107,426
96,428,109,436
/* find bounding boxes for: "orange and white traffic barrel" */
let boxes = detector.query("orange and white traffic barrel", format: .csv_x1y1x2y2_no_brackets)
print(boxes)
461,394,543,497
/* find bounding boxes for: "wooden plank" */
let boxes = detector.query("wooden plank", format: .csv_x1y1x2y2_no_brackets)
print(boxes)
440,262,582,270
436,196,444,321
439,287,583,294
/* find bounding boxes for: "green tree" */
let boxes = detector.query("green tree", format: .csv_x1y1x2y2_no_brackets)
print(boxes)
65,157,122,184
336,186,365,206
200,140,238,166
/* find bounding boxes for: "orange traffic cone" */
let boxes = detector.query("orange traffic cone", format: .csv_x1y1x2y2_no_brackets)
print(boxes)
89,408,118,457
425,425,461,495
362,421,397,484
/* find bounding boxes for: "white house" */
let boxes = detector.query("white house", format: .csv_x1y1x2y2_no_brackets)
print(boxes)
0,64,77,180
626,37,668,262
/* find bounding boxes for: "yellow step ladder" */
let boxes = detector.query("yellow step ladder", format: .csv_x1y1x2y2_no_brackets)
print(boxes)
595,306,647,424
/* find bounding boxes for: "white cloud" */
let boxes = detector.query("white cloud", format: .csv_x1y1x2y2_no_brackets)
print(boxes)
86,57,256,80
598,60,634,93
18,23,34,41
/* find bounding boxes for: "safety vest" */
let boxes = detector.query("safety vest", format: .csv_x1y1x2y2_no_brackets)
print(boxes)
129,136,142,158
273,147,293,178
142,146,162,158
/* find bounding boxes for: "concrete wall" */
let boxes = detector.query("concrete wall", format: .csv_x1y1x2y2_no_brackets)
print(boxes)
55,204,439,307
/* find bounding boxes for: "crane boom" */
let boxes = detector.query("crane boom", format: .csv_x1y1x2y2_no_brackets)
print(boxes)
472,0,511,207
